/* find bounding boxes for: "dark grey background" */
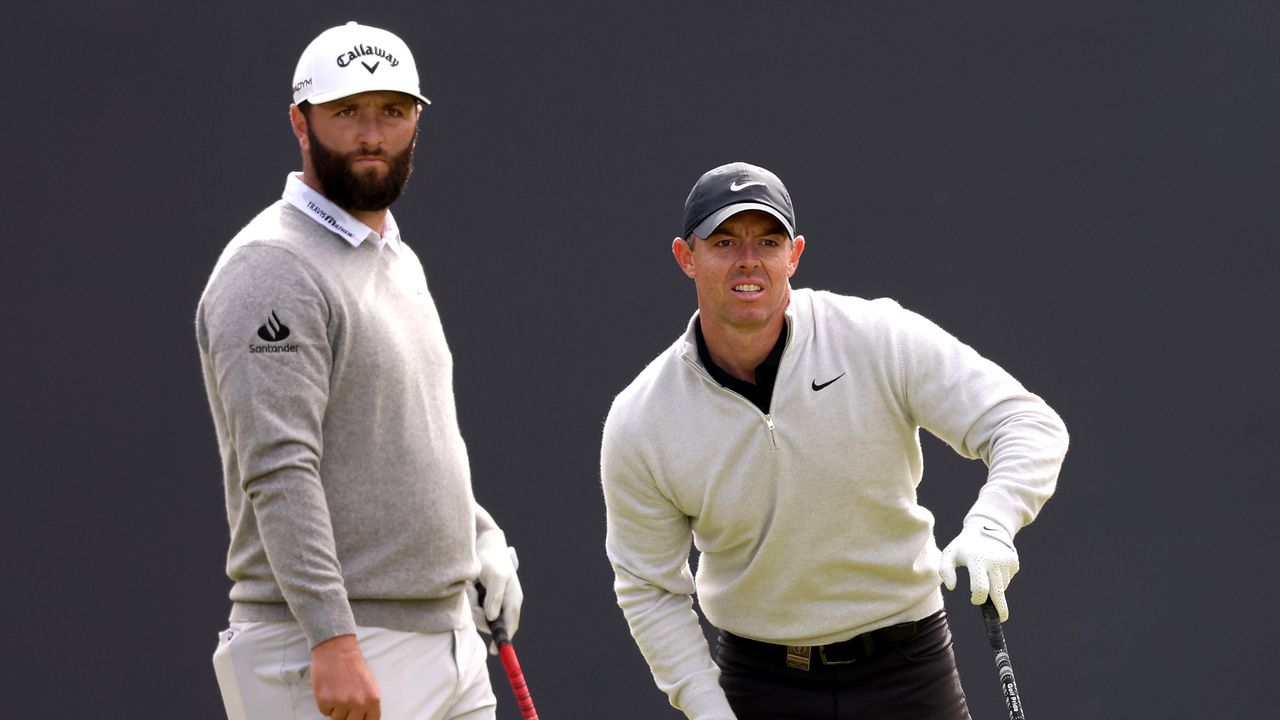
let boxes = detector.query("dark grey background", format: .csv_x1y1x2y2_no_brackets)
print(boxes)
4,1,1275,717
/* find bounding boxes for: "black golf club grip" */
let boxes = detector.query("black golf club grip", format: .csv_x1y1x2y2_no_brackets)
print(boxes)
981,599,1025,720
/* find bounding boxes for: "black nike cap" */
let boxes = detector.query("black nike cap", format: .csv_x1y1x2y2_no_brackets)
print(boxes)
681,162,796,241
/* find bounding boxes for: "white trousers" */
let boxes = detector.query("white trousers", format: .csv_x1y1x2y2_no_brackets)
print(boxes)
212,621,496,720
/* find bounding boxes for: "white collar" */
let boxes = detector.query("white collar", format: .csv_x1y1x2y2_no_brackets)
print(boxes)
281,173,403,255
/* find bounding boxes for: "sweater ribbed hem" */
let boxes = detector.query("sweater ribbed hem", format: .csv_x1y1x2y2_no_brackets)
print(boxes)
230,595,466,644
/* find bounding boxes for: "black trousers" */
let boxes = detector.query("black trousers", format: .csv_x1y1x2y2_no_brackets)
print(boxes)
715,611,972,720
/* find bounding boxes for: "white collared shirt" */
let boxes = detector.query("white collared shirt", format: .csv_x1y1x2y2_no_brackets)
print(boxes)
281,173,403,255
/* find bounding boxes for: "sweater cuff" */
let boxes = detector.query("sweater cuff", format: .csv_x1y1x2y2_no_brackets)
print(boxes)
677,678,737,720
296,597,359,649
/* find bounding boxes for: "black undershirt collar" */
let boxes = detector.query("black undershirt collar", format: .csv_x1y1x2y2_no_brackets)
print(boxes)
695,319,788,414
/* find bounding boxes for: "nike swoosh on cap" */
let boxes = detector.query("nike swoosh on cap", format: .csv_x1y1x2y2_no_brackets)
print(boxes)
730,180,766,191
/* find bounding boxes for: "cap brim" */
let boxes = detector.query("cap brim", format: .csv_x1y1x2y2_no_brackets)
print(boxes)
691,202,795,240
302,88,431,105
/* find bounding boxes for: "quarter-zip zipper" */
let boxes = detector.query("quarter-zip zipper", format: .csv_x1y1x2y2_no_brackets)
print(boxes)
682,355,781,449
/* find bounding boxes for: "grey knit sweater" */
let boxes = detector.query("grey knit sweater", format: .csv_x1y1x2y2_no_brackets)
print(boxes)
197,181,499,648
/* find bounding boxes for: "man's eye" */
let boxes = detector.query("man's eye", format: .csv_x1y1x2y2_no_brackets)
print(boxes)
715,239,734,247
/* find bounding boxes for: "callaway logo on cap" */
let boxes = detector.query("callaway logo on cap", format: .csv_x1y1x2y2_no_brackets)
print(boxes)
682,162,796,241
292,21,431,106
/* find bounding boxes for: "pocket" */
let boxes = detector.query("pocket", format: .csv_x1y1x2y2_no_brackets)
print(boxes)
896,617,956,662
713,633,755,673
212,625,242,667
213,627,248,720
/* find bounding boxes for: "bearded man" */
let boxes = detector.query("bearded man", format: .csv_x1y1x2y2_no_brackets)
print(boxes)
196,21,524,720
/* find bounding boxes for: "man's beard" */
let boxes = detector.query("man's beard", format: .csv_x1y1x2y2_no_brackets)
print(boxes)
307,124,416,212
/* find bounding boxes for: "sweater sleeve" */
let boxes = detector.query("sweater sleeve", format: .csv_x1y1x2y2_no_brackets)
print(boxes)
600,406,737,720
893,305,1069,539
473,502,507,551
198,245,356,647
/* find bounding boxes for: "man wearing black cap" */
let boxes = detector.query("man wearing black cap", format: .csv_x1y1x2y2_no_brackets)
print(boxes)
197,22,523,720
600,162,1069,719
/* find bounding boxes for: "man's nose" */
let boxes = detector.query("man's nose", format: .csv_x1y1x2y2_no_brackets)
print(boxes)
356,116,385,147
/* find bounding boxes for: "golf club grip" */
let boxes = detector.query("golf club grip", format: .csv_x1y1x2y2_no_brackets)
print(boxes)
476,584,540,719
981,600,1025,720
497,640,539,719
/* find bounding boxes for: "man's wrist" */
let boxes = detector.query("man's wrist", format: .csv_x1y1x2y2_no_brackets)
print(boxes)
964,518,1015,549
312,633,360,657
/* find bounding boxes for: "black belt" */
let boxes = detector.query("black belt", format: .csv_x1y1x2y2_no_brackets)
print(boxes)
722,614,929,671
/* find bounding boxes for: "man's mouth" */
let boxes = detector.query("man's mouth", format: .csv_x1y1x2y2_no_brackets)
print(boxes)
732,283,764,294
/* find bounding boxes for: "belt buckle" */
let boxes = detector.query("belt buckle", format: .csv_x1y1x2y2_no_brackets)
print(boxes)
785,645,811,671
818,644,858,666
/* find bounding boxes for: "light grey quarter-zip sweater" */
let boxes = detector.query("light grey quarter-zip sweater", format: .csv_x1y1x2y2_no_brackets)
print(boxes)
601,288,1068,719
197,187,500,649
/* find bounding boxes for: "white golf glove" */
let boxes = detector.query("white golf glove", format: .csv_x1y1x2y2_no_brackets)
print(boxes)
939,522,1020,622
467,536,523,654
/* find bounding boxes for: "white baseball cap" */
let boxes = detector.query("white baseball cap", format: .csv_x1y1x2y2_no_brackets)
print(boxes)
292,21,431,106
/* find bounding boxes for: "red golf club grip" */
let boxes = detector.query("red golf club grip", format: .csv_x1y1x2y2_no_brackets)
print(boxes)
477,583,540,719
497,641,539,719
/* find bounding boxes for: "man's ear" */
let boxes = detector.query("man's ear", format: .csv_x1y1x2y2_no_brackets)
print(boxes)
672,237,697,279
787,235,806,277
290,104,309,150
